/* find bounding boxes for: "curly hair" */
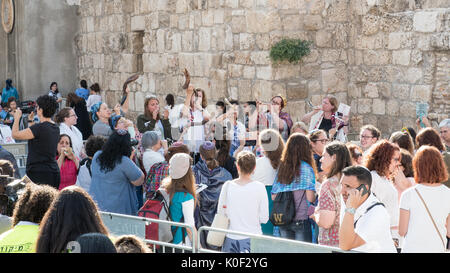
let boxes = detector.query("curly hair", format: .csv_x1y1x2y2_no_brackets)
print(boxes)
36,186,109,253
85,135,107,158
277,133,317,184
114,235,151,253
413,145,448,184
96,131,132,172
365,140,400,177
415,127,445,151
36,95,59,118
389,131,414,155
12,183,58,227
259,129,285,170
0,159,15,177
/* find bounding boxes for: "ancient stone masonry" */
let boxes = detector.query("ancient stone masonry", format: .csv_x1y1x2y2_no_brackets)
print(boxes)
76,0,450,139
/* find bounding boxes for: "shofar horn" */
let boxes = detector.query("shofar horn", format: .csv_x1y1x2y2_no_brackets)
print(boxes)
182,68,191,89
120,74,140,106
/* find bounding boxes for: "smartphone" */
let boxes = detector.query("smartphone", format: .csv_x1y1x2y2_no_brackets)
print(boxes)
356,184,369,196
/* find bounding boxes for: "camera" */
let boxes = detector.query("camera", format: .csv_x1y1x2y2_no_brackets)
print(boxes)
20,100,37,114
0,175,26,216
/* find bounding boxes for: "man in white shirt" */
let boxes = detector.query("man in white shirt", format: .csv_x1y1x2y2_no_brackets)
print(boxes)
339,166,397,253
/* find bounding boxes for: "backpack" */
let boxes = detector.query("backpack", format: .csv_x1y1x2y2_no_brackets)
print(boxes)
270,190,305,226
137,189,173,247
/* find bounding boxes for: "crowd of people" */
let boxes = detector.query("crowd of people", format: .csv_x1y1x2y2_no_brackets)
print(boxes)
0,78,449,253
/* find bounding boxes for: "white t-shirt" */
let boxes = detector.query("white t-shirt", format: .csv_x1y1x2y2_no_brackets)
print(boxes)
86,94,102,111
251,156,277,186
59,123,84,159
75,163,92,192
400,184,450,253
218,180,269,240
142,149,165,173
370,171,399,229
349,194,397,253
183,110,204,153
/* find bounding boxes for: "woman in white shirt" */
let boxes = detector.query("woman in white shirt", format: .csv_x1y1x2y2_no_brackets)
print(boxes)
56,108,84,159
179,85,210,163
399,145,450,253
218,151,269,253
365,140,401,246
86,83,102,112
251,129,285,236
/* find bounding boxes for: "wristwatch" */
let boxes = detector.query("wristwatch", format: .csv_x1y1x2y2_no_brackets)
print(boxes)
345,207,356,215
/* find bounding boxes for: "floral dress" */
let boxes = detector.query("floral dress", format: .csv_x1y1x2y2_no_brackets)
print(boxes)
316,176,341,247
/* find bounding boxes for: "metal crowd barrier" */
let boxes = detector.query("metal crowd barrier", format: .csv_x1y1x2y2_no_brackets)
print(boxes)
2,142,28,177
99,211,354,254
197,226,353,253
99,211,197,253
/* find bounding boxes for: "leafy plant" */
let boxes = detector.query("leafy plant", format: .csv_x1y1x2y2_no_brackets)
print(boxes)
270,39,312,64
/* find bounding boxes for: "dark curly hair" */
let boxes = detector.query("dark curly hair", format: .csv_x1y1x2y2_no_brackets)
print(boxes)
12,183,58,227
0,159,14,177
96,131,132,172
36,95,59,118
85,135,107,158
365,140,400,177
277,133,317,184
36,186,109,253
114,235,151,253
416,127,445,151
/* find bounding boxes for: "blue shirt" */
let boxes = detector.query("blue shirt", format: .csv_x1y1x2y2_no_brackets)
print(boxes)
1,88,19,103
271,161,316,194
89,151,143,215
75,88,90,101
170,192,194,244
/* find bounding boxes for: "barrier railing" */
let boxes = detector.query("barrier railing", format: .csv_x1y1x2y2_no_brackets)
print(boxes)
99,211,197,253
197,226,353,253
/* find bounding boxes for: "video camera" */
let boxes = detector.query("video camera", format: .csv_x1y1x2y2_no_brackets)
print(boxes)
0,175,27,216
19,100,37,114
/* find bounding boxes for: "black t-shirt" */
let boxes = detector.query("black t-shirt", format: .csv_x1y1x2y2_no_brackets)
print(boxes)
26,122,60,173
319,118,332,133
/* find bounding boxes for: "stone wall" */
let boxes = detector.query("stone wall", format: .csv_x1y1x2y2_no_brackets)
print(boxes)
76,0,450,139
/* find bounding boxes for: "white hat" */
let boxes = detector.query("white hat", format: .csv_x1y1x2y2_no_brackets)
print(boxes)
169,153,191,179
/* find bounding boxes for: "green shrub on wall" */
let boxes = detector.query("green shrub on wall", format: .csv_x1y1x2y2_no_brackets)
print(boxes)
270,39,312,64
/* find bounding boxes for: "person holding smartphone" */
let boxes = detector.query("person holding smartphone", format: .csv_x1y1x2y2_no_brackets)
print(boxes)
339,166,397,253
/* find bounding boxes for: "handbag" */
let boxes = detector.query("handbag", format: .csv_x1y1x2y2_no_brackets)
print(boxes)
415,188,446,249
207,181,231,247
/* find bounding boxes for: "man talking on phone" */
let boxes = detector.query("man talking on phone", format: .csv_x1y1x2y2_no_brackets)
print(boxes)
339,166,397,253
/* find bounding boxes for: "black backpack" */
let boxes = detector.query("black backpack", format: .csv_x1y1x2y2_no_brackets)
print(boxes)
270,190,305,226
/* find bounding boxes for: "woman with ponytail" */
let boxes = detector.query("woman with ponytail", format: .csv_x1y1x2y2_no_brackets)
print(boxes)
192,141,232,248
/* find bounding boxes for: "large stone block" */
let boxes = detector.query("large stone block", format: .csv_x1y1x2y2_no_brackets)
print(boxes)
304,15,323,31
392,50,411,66
246,10,282,33
386,99,400,116
363,83,379,98
413,11,440,33
411,85,432,102
358,98,372,114
363,50,390,65
316,30,333,48
286,82,308,100
372,99,385,115
131,16,145,31
388,32,413,50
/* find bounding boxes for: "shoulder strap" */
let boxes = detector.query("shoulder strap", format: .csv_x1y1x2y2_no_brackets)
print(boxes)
354,202,385,228
415,188,446,248
218,180,231,215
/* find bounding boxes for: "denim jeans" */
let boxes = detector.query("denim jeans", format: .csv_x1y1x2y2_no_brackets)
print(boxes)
278,220,312,243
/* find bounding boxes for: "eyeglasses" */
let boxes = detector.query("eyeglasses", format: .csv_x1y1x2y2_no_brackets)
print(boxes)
354,152,362,158
314,139,329,144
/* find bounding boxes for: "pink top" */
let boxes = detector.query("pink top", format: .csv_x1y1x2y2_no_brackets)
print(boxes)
317,176,341,247
57,156,78,190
